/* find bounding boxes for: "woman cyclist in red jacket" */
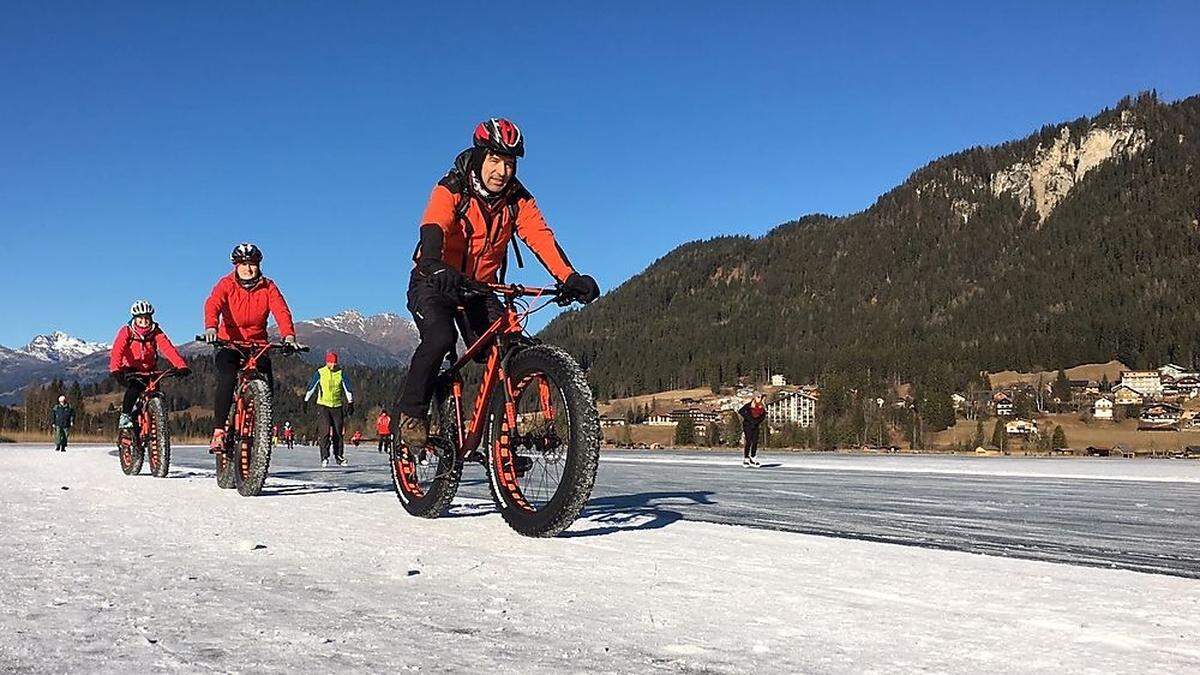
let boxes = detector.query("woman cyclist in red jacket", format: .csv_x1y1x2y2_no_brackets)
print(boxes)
201,243,297,450
109,299,190,430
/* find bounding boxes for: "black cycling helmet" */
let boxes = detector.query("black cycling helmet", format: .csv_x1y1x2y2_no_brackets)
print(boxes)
231,242,263,264
473,118,524,158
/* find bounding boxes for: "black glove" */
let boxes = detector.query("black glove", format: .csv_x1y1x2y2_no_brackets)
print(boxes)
346,402,355,416
173,366,192,378
110,369,133,386
563,273,600,304
418,259,464,299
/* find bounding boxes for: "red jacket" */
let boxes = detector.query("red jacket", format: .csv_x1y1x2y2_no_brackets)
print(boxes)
376,413,392,435
204,273,296,342
418,184,575,283
109,323,187,373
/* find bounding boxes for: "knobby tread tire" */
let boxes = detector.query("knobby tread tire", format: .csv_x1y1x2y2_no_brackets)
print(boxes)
391,394,461,518
119,426,144,476
486,344,599,537
233,379,273,496
146,397,172,478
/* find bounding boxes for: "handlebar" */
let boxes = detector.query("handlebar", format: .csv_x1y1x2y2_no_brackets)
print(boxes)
194,336,310,354
120,370,183,381
461,281,579,307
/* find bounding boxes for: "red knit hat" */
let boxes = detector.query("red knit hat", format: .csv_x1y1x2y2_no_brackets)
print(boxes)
325,351,338,364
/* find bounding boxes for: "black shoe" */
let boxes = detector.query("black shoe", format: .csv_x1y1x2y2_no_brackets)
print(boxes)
513,454,533,477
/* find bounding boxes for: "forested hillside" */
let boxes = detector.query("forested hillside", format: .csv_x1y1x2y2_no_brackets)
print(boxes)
542,93,1200,400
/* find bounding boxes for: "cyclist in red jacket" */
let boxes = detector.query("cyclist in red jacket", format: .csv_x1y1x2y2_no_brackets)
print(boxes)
396,118,600,447
201,243,297,450
109,300,190,430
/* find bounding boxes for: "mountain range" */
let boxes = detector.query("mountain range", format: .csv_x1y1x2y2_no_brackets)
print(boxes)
541,92,1200,399
0,312,418,403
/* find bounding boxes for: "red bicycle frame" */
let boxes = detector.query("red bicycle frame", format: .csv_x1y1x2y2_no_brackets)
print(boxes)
213,341,279,446
119,370,175,469
438,283,561,459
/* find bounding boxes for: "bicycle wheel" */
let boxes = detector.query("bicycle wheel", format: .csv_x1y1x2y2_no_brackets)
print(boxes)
391,390,461,518
232,378,273,497
118,426,144,476
145,397,172,478
486,344,599,537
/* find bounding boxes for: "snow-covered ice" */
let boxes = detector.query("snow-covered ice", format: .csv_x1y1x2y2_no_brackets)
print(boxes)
1,444,1197,673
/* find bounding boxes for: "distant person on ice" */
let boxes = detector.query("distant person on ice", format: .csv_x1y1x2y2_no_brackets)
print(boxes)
282,421,295,449
304,350,354,467
50,395,74,452
375,409,392,454
738,395,767,468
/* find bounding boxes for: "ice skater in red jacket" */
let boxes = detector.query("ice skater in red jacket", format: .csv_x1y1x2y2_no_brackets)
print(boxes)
201,243,297,450
109,299,190,430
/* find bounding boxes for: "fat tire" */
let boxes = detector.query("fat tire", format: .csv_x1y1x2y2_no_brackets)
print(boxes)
233,378,273,496
215,450,236,489
486,344,599,537
391,393,461,518
146,397,172,478
118,428,144,476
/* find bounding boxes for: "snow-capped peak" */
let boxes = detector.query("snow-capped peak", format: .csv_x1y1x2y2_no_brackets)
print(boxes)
19,332,110,363
306,310,368,336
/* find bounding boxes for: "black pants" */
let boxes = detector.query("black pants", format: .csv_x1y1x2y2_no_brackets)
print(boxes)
285,437,294,449
743,426,761,458
214,348,273,426
121,380,146,416
318,405,345,461
378,434,392,453
398,270,502,418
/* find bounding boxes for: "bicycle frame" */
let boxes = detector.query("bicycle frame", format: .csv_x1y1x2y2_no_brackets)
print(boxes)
437,284,559,458
220,342,278,439
125,370,174,433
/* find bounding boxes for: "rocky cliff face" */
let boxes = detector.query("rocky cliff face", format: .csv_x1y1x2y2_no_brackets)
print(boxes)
990,111,1149,222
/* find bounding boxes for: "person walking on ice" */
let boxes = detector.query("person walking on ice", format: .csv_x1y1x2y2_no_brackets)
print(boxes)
738,395,767,468
375,408,392,454
50,395,74,452
305,350,354,467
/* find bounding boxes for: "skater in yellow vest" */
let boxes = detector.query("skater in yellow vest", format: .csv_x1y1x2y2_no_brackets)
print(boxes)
304,351,354,467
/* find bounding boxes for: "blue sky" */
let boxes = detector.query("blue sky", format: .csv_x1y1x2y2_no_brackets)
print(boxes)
2,1,1198,346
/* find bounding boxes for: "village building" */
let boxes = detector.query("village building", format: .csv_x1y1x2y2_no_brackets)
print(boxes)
1004,419,1038,436
1165,375,1200,399
766,390,817,428
1110,384,1144,407
770,374,788,387
951,393,967,411
1092,397,1114,420
1158,363,1191,380
669,408,720,430
646,414,675,426
1119,371,1163,399
598,416,627,428
1138,403,1182,431
993,391,1014,417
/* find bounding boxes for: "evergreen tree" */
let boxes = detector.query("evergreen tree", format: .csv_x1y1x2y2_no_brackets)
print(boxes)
972,419,985,448
990,419,1007,450
673,420,694,446
1051,424,1067,449
1052,369,1072,406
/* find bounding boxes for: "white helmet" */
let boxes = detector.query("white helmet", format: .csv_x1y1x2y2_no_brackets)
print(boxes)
130,300,154,317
